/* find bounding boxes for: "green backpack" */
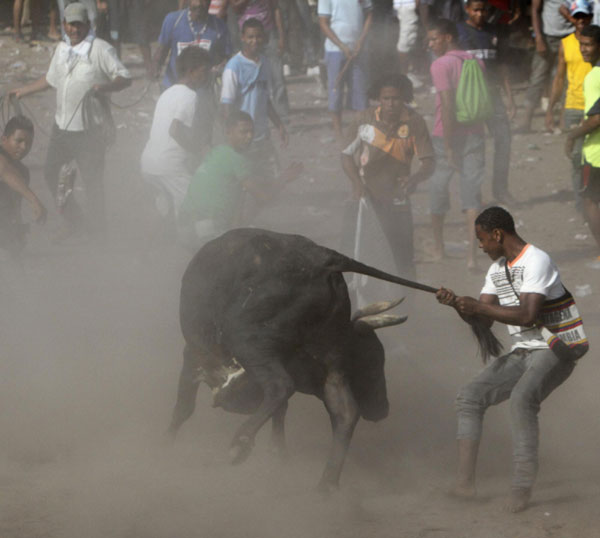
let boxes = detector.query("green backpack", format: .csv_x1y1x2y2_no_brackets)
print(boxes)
453,54,493,124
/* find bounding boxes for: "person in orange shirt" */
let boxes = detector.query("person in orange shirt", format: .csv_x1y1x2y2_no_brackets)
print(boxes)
546,0,593,211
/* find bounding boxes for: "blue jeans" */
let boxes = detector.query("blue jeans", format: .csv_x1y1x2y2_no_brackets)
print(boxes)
325,50,369,112
456,348,575,490
429,134,485,215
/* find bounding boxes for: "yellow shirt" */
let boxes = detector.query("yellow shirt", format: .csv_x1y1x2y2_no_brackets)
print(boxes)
562,33,591,111
583,66,600,166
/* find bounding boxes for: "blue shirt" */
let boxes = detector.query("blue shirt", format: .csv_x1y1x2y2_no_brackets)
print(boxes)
158,9,231,88
220,52,272,141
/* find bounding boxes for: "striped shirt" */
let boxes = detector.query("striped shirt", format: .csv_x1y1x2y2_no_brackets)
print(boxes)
480,244,583,350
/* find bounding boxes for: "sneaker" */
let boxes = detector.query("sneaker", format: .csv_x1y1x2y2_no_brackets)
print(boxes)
306,66,320,77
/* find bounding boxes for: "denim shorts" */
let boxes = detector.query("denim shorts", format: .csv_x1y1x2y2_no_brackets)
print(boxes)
325,50,369,113
429,134,485,215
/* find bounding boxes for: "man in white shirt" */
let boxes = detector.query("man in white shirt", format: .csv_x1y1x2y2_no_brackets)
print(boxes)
436,206,587,513
141,47,211,222
11,2,131,240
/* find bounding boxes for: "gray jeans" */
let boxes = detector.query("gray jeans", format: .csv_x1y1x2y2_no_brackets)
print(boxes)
524,35,563,110
456,347,575,490
564,108,584,211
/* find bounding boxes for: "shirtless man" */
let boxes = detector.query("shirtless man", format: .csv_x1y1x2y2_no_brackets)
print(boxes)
0,115,46,257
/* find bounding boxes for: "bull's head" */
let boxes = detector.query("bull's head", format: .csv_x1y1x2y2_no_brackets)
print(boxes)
347,298,406,422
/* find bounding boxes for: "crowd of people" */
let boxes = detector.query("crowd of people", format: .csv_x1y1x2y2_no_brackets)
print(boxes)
2,0,600,270
0,0,598,515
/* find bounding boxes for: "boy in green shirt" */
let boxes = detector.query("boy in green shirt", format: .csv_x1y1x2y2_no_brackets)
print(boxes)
179,111,301,248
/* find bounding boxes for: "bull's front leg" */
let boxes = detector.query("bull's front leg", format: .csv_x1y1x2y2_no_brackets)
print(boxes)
319,370,360,493
229,358,294,465
167,344,204,439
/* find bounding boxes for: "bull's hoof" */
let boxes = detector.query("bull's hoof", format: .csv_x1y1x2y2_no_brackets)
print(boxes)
229,436,254,465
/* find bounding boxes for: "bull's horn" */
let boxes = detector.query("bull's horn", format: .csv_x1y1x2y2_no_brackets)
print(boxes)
355,314,408,329
351,297,405,321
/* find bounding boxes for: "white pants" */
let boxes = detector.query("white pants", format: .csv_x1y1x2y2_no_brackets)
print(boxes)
395,2,419,53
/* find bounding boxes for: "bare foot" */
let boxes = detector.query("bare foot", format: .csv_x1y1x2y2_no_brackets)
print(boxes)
504,488,531,513
447,482,476,500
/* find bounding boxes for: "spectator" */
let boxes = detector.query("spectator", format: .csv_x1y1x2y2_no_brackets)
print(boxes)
96,0,153,74
394,0,420,81
318,0,373,140
12,0,42,42
57,0,98,36
152,0,230,89
515,0,574,132
548,0,593,212
141,47,212,224
341,73,434,280
565,24,600,268
232,0,289,120
152,0,230,151
419,0,465,29
427,18,486,270
458,0,517,206
179,111,301,247
221,18,288,182
10,2,131,241
0,116,46,258
291,0,319,70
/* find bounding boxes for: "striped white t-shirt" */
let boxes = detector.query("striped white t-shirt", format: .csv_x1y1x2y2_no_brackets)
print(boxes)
480,244,565,350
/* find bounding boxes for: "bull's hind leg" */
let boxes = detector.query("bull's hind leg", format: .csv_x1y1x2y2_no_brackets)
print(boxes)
319,371,360,493
167,345,204,438
270,400,288,459
229,360,294,465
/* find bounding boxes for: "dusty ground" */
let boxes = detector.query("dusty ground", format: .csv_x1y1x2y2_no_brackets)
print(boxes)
1,33,600,538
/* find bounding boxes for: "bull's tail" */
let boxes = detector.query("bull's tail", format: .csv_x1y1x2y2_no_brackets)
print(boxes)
332,256,438,295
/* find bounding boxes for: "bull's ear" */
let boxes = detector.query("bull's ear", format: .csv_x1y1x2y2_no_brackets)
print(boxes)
354,314,408,330
351,297,405,322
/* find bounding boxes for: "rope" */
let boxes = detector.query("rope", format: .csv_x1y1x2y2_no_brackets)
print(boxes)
0,78,156,139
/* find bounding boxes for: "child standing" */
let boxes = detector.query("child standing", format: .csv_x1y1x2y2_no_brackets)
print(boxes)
220,17,288,181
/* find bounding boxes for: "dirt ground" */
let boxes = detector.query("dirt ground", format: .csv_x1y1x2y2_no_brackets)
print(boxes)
1,34,600,538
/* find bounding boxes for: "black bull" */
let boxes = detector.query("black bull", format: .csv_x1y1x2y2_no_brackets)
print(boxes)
169,228,419,491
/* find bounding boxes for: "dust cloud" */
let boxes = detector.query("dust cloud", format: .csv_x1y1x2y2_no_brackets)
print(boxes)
2,68,600,538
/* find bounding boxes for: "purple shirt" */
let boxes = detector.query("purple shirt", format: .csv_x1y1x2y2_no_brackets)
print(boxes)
430,50,485,137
